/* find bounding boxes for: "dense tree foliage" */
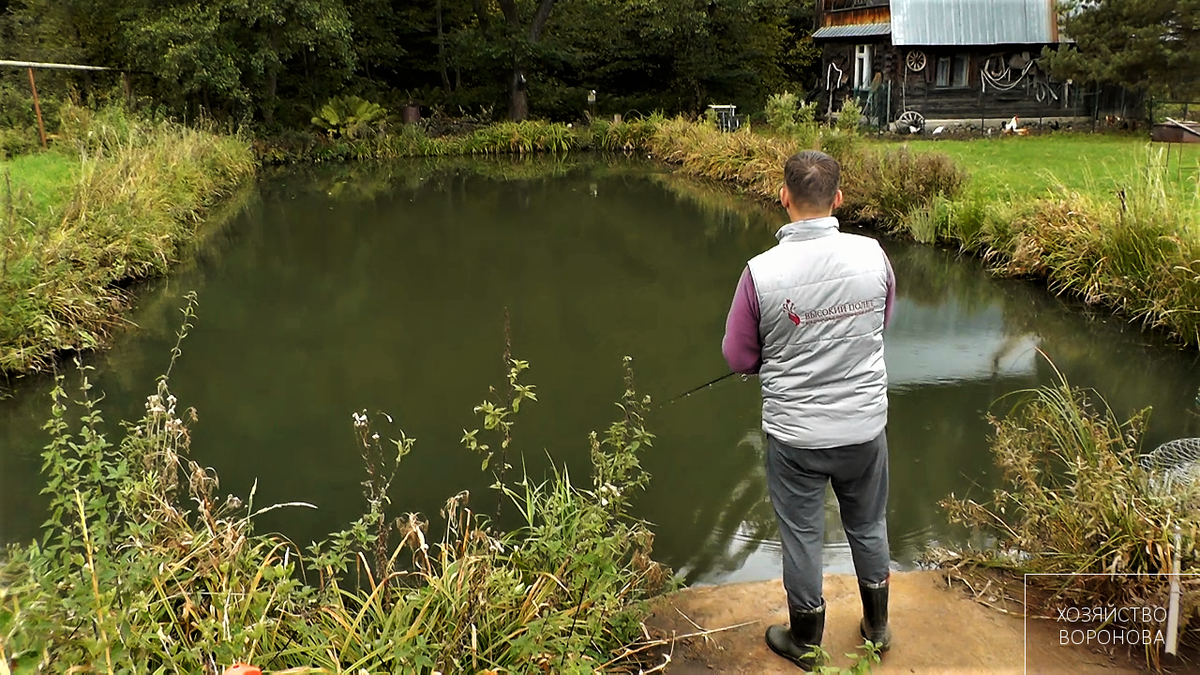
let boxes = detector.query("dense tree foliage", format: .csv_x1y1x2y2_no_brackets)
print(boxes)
1043,0,1200,101
0,0,821,128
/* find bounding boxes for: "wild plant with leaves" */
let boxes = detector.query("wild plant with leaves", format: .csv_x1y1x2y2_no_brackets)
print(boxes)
0,293,672,672
1,293,316,671
311,95,389,139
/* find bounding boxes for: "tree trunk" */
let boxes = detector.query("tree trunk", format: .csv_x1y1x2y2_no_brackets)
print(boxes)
496,0,556,121
509,64,529,121
437,0,451,92
305,51,316,113
263,32,280,126
472,0,492,37
263,68,278,126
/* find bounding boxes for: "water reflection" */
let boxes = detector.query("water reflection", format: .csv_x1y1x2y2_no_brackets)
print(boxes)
2,157,1199,591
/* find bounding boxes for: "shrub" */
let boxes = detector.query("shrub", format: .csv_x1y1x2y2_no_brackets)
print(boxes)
764,91,818,146
838,146,968,226
0,81,63,136
764,91,800,131
0,127,39,158
836,98,862,133
764,92,816,129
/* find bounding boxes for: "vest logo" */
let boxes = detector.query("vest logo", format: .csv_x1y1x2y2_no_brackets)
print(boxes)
783,298,877,327
783,299,802,325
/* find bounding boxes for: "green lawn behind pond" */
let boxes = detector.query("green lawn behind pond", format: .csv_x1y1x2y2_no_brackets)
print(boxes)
892,133,1199,201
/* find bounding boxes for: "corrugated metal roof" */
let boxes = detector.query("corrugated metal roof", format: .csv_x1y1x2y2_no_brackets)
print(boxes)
812,23,893,40
891,0,1060,45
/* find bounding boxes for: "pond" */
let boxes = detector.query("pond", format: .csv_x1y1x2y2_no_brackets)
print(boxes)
3,155,1200,587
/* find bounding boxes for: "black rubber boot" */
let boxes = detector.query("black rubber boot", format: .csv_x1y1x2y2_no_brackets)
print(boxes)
859,577,892,651
765,601,825,671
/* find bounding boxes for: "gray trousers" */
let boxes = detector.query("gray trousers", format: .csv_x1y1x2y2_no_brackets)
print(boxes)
766,429,890,614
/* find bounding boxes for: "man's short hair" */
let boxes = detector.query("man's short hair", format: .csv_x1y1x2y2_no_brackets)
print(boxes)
784,150,841,211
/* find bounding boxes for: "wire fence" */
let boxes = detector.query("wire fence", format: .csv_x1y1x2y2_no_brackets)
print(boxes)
843,80,1177,133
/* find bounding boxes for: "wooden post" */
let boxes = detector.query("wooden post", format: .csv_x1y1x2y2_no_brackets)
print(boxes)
27,67,47,149
122,71,132,105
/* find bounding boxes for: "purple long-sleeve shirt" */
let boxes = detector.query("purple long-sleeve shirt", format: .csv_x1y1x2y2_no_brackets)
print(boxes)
721,255,896,374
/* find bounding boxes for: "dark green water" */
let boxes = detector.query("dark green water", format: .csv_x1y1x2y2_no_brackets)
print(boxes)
4,156,1200,586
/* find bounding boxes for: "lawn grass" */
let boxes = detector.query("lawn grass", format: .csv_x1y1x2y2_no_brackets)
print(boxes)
892,133,1200,201
1,152,76,223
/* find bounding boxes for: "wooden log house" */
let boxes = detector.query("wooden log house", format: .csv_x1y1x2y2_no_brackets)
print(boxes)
813,0,1087,130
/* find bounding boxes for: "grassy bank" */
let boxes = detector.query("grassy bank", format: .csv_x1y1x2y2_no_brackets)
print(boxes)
0,105,256,376
897,153,1200,346
7,106,1198,372
0,305,671,672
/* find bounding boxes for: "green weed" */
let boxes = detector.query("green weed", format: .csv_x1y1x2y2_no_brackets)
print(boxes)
804,640,885,674
0,296,672,672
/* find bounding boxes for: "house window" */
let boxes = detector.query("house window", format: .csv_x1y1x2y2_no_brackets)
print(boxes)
952,55,970,87
935,57,950,87
854,44,873,90
936,54,971,88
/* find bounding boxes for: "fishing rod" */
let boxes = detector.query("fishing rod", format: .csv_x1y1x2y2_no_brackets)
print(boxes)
661,371,749,407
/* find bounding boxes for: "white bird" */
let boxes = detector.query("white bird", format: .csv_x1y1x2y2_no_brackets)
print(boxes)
933,126,945,135
909,125,919,134
1004,116,1019,133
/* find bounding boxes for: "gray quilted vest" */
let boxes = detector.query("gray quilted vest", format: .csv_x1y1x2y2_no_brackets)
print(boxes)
746,217,889,449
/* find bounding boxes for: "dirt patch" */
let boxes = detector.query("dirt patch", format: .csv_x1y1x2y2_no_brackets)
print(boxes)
641,570,1166,673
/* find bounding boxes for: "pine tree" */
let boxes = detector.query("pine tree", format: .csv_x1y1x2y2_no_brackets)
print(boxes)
1043,0,1200,101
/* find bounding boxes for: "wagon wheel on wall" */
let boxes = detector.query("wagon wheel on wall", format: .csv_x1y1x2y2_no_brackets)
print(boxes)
906,50,927,73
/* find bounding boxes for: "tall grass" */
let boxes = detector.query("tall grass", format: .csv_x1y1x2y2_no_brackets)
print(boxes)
632,116,966,230
0,298,671,672
941,360,1200,665
0,104,256,375
260,120,583,163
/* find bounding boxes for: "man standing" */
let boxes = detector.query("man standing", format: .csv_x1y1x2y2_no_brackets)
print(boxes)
722,150,895,670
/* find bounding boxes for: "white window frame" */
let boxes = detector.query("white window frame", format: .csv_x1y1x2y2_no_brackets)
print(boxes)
854,44,873,90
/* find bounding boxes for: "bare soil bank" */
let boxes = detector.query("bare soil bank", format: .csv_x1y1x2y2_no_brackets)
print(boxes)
643,570,1169,674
